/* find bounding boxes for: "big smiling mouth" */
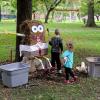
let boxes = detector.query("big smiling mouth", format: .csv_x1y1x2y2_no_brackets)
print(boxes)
31,34,43,42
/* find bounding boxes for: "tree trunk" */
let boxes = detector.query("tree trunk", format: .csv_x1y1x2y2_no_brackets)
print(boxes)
0,5,1,22
96,15,99,21
45,10,51,23
16,0,32,61
44,0,62,23
86,0,96,27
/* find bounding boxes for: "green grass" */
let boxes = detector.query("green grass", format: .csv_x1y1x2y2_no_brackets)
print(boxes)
0,34,16,62
46,22,100,65
0,78,100,100
0,20,100,65
0,20,100,100
0,20,16,33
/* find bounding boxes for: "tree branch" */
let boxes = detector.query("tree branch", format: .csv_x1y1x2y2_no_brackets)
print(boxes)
44,0,49,10
49,0,62,11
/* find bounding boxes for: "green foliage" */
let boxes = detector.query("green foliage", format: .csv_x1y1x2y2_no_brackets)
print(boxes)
11,0,16,9
80,0,100,16
94,0,100,15
42,0,62,11
32,0,38,12
32,0,46,13
80,0,88,16
1,0,16,15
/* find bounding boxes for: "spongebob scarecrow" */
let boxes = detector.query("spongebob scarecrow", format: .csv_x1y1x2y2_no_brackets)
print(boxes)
19,20,52,73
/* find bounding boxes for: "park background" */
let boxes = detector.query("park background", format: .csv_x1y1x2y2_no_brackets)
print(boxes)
0,0,100,100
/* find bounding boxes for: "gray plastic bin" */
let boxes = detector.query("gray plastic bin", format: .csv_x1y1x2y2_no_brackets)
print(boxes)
0,62,29,87
86,57,100,77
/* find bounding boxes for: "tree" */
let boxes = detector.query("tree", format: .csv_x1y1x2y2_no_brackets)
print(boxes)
43,0,62,23
10,0,17,14
32,0,44,19
16,0,32,61
86,0,96,27
0,0,17,18
0,5,1,22
1,1,11,13
80,0,88,16
0,0,2,21
94,0,100,21
32,0,42,12
11,0,16,9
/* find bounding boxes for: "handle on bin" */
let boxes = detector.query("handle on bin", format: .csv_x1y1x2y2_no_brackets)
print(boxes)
95,63,100,66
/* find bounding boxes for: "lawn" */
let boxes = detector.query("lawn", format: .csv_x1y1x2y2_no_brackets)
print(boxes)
0,20,16,33
0,20,100,100
0,78,100,100
0,20,100,65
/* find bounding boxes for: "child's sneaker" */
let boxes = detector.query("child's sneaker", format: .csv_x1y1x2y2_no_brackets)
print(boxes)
64,80,71,84
58,70,62,74
70,76,78,82
50,67,55,72
74,76,78,81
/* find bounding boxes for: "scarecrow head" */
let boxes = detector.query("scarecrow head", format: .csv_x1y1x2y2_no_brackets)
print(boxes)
20,20,45,45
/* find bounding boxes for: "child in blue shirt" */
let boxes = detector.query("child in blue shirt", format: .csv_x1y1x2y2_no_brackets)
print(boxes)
62,41,77,84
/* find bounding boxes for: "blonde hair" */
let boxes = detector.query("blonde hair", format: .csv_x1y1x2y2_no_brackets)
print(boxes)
66,41,73,50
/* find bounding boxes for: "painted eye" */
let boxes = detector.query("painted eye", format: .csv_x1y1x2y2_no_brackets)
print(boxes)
32,26,38,33
37,25,44,32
